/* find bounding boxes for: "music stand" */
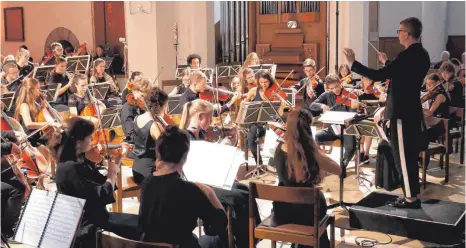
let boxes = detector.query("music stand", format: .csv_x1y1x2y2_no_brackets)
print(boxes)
175,65,189,79
317,111,357,210
192,68,214,84
101,106,122,129
216,65,241,78
88,82,110,101
32,65,55,80
66,55,91,74
345,119,385,189
40,83,61,102
249,64,277,77
102,57,115,75
1,91,16,111
235,101,282,178
167,95,183,115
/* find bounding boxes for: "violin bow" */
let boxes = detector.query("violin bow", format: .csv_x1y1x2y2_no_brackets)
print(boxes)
295,66,325,95
152,67,164,86
278,69,295,88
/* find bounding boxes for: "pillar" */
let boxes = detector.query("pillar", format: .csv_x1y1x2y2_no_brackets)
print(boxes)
421,2,447,60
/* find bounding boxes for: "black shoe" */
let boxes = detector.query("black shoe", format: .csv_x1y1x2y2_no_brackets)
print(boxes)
387,198,421,209
359,152,365,163
362,155,370,164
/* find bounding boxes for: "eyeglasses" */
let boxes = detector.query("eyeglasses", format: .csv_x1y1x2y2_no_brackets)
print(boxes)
397,29,409,34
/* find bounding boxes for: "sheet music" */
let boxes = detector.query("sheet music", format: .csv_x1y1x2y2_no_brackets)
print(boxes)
40,194,85,248
318,111,357,125
14,190,56,247
183,141,241,190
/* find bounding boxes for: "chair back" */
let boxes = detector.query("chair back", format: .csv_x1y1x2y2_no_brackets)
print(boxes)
248,182,320,242
96,230,178,248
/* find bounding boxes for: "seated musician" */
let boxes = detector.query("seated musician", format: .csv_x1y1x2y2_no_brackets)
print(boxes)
138,125,227,248
309,74,359,177
358,76,379,164
1,131,27,238
14,78,60,148
121,77,150,143
43,42,64,66
179,98,260,247
46,57,75,106
179,70,239,116
238,52,260,81
92,45,106,60
89,58,121,105
51,118,138,248
16,48,34,79
244,70,280,165
121,71,144,105
273,108,340,248
241,68,257,92
187,53,202,69
40,46,52,64
439,61,464,108
68,73,104,126
64,46,74,57
131,87,168,185
338,64,357,87
292,58,325,112
168,68,191,96
0,62,21,93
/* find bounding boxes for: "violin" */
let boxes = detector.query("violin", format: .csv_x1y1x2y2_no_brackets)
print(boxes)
421,81,442,103
2,154,31,200
267,123,286,138
336,88,360,108
340,74,353,85
199,87,236,102
126,93,144,109
247,79,258,91
263,83,288,102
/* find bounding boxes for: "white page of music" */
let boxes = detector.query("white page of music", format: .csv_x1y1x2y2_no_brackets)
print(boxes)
183,141,241,190
318,111,356,125
14,189,56,247
40,194,86,248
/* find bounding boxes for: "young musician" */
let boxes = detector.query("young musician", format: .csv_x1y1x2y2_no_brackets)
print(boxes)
131,87,168,185
242,68,257,91
344,17,430,208
0,62,20,92
310,74,358,177
51,118,138,248
179,99,213,140
338,64,357,87
238,52,260,80
138,125,226,248
14,78,60,147
293,58,325,111
43,42,64,66
1,131,27,238
121,77,150,143
90,58,120,101
187,54,202,69
439,61,464,108
93,45,105,60
40,46,53,64
46,57,74,106
121,71,144,104
68,74,103,126
16,48,34,79
273,108,340,248
433,51,450,70
169,68,191,96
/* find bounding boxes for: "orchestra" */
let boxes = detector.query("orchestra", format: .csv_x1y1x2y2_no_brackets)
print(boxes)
1,14,465,248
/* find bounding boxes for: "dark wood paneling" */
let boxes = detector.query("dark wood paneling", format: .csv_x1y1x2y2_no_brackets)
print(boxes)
379,37,403,62
447,36,465,59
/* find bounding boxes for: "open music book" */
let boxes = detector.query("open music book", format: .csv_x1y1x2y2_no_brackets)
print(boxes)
13,189,86,248
183,141,244,190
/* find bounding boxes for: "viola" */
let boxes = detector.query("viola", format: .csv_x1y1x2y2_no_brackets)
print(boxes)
126,93,144,109
263,83,288,102
199,87,235,102
336,88,359,108
363,85,381,98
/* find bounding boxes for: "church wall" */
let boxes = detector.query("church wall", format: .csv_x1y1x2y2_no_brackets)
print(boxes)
1,1,94,62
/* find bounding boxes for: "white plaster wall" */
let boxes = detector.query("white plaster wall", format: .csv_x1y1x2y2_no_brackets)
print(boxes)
379,1,422,38
447,1,465,35
1,1,94,62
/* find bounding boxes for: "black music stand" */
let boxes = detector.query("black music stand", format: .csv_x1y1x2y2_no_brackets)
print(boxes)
32,65,55,80
0,91,15,112
236,101,282,179
216,65,241,78
101,106,122,129
66,55,91,74
167,95,183,115
249,64,277,77
175,65,189,79
318,111,357,210
41,84,61,102
88,82,110,101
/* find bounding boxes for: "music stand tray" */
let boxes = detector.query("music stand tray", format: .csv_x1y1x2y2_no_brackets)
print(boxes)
1,91,16,111
88,82,110,101
33,65,55,80
66,55,91,74
167,95,183,115
249,64,277,78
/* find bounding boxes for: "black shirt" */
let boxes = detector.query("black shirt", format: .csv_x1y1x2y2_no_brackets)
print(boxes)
18,63,34,78
47,71,72,105
68,93,91,114
293,77,325,110
138,172,227,247
121,102,144,143
444,76,464,108
351,43,430,120
309,91,354,113
55,158,115,228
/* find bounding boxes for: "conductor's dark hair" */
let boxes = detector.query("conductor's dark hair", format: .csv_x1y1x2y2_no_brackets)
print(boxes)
400,17,422,39
145,87,168,116
187,54,202,66
130,71,143,81
156,125,190,164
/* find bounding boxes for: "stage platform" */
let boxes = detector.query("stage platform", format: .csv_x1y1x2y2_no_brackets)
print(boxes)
349,192,465,245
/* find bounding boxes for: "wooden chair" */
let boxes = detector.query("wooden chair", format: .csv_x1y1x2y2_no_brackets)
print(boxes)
96,230,178,248
197,206,234,248
112,163,140,213
248,182,335,248
420,118,449,189
448,107,464,164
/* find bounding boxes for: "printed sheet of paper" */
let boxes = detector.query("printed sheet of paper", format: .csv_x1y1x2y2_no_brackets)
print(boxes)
14,189,56,247
318,111,356,125
40,194,86,248
183,141,242,190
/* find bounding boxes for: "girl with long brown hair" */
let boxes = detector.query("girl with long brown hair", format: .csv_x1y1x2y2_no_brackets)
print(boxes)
272,108,340,248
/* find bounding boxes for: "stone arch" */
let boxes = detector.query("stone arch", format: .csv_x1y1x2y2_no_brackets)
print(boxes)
44,27,80,51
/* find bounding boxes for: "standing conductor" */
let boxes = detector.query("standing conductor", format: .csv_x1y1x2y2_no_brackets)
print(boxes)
343,17,430,208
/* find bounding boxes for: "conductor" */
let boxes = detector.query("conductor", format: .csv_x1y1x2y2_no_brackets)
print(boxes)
343,17,430,208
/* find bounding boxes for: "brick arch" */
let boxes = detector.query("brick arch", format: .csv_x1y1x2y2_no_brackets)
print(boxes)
44,27,80,50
